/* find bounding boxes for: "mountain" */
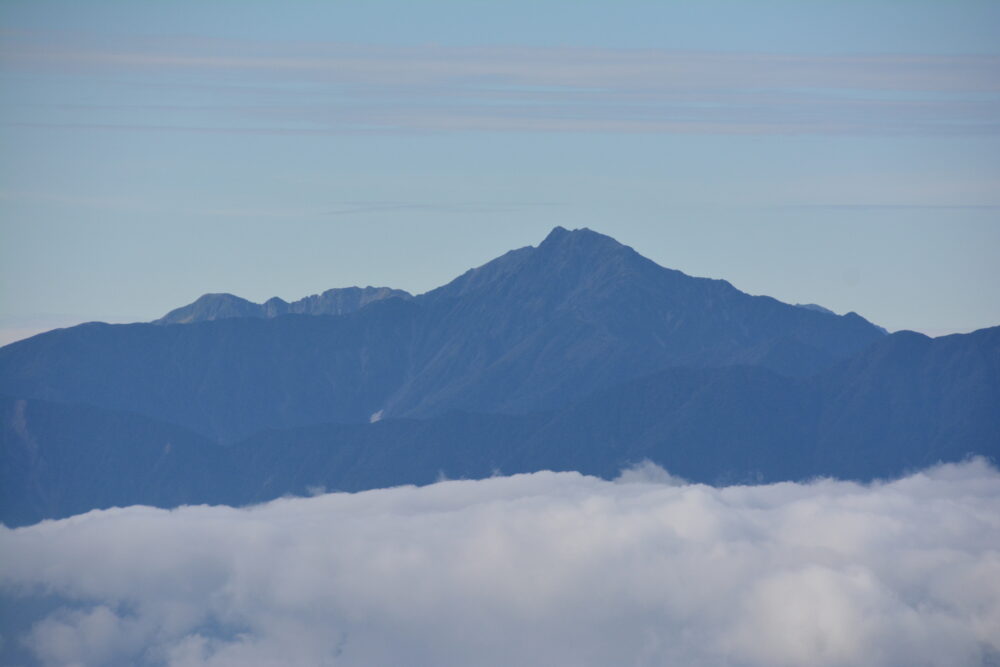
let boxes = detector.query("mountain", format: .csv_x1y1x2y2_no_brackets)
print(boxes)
155,286,413,324
180,323,995,488
796,302,890,334
0,301,419,442
0,395,226,527
796,303,837,316
0,227,886,442
392,226,885,417
3,326,996,527
812,327,1000,477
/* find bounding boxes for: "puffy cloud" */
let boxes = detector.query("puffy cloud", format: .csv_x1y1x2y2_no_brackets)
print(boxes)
2,460,999,666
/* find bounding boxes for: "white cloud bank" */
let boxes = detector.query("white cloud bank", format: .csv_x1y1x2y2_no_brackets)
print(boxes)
2,460,1000,666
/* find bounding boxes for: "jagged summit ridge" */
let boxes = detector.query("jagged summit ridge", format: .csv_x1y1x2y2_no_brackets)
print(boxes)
156,285,413,324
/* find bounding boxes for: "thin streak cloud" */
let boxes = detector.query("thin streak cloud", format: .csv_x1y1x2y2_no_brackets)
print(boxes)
3,33,998,136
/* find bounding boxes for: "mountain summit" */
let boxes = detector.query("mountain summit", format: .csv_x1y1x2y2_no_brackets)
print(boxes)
395,226,885,417
427,226,652,301
0,227,886,441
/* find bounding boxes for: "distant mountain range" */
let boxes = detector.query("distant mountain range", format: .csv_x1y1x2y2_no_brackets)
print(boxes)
1,227,996,526
0,228,885,441
155,286,412,324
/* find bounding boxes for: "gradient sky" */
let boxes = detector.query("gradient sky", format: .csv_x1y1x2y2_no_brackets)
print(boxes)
2,0,999,344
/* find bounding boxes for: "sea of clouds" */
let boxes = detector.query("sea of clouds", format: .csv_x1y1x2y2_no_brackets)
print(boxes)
2,459,999,666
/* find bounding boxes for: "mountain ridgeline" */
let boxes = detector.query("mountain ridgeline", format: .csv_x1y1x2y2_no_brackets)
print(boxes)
0,227,884,442
155,286,413,324
2,227,997,526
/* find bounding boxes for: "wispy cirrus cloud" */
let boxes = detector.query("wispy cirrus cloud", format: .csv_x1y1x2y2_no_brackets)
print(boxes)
0,188,560,219
2,31,998,136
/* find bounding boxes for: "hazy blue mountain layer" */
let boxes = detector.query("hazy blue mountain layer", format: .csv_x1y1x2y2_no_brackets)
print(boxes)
155,286,413,324
1,396,226,525
0,227,886,442
3,326,996,527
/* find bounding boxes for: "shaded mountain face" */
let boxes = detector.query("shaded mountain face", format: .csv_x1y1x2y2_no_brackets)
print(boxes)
4,327,996,527
0,396,225,527
813,327,1000,477
155,286,413,324
0,227,887,442
392,226,885,417
0,300,419,442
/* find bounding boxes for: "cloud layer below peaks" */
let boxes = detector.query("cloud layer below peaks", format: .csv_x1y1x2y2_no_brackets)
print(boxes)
2,459,1000,666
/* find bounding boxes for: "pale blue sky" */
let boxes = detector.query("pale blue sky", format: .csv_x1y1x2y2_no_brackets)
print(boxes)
2,0,999,343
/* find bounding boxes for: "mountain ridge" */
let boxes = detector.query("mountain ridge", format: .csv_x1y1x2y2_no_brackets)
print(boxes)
0,227,888,441
155,285,413,324
3,325,996,527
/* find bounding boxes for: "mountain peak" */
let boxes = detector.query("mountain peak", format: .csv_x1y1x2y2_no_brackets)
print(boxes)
539,226,618,249
536,227,635,269
155,293,262,324
542,225,570,242
426,227,636,302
